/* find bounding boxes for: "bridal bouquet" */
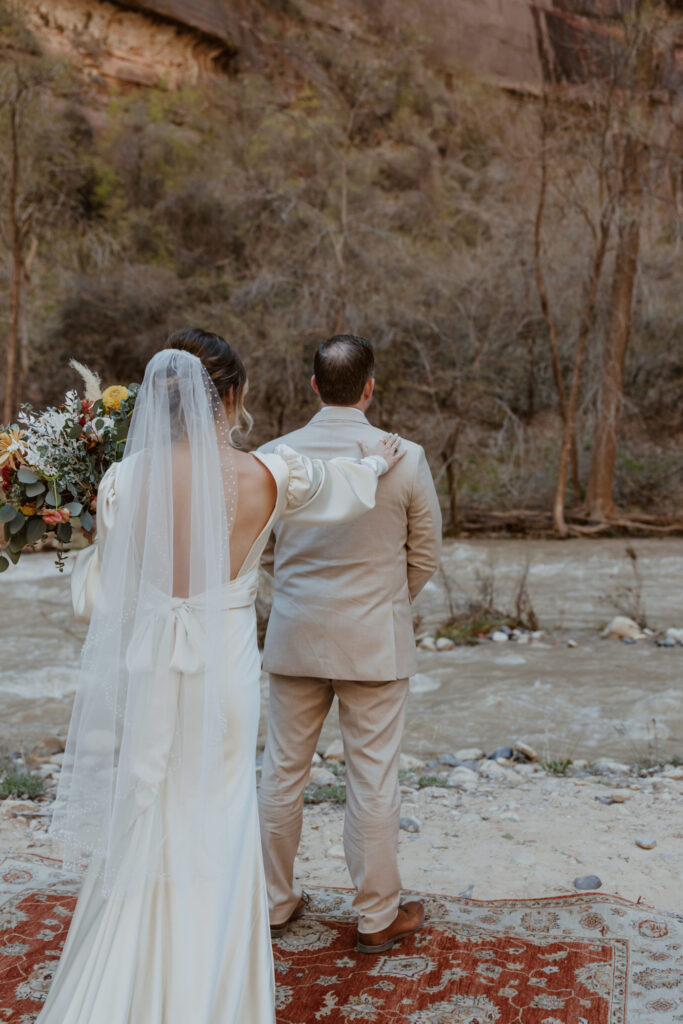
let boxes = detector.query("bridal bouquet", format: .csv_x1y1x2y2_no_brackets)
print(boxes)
0,363,139,572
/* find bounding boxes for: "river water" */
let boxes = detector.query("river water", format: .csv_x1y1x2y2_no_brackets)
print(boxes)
1,539,682,763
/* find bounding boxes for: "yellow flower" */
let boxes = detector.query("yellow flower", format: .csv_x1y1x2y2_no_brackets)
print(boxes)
20,504,36,515
0,428,25,469
101,385,129,411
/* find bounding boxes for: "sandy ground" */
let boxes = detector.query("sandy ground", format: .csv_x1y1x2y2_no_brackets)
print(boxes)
3,754,681,914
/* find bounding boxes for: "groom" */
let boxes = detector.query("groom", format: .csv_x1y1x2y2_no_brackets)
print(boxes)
258,334,442,953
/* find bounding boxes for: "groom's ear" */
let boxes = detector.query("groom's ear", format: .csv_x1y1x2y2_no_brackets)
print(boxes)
311,375,321,398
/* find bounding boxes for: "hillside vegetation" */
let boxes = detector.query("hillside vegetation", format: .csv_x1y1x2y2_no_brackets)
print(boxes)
1,0,682,533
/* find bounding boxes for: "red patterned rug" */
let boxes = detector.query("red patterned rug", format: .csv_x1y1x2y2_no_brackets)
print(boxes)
1,854,682,1022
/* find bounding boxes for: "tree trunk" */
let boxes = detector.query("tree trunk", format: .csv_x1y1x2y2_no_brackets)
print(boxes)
553,210,612,535
3,103,21,426
584,14,653,521
585,215,640,519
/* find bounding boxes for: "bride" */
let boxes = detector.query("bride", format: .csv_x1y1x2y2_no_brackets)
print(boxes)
38,330,404,1024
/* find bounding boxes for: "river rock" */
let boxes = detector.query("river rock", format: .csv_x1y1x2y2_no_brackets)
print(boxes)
621,636,637,645
514,741,539,762
662,766,683,780
574,875,602,890
400,816,421,833
592,757,631,775
447,766,478,790
488,747,514,760
567,639,578,648
665,627,683,645
479,760,519,784
418,636,437,651
311,752,322,765
455,747,485,761
657,636,676,648
439,753,461,767
309,767,338,787
490,631,508,643
635,835,657,850
602,616,643,640
400,753,424,772
435,637,455,650
31,735,66,758
324,739,345,762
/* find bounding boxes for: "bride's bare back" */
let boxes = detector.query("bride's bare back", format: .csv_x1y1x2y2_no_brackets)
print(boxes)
229,451,278,578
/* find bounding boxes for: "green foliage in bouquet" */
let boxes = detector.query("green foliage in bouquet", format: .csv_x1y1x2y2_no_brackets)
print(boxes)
0,373,139,573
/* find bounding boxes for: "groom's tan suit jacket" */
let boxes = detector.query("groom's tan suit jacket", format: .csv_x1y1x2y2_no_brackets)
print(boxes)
260,406,442,682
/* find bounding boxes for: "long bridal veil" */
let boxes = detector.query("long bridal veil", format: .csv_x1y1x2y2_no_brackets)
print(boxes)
51,349,238,895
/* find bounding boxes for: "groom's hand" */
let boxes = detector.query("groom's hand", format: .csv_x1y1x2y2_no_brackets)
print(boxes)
359,433,406,470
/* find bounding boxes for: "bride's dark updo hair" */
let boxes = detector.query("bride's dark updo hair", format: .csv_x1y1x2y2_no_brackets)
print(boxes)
165,327,253,438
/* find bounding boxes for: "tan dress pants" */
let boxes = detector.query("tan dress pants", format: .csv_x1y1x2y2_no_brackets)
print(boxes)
258,674,410,934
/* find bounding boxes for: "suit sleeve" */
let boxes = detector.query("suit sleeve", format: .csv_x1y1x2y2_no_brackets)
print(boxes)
406,447,442,601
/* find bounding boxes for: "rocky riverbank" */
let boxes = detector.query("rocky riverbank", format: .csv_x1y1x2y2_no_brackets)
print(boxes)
3,740,681,910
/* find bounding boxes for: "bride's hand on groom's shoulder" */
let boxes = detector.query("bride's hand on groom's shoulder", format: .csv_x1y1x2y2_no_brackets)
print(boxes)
359,433,406,471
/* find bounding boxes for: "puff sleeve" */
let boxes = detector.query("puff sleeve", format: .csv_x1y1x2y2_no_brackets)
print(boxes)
275,443,388,526
70,464,118,622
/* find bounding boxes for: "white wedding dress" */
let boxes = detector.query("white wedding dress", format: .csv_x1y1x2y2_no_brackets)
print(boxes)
38,441,386,1024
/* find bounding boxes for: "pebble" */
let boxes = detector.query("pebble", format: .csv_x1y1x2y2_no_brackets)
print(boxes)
311,752,322,765
567,639,578,648
665,627,683,645
400,816,421,833
657,636,676,648
308,767,339,787
662,766,683,780
324,739,345,762
514,742,539,762
621,636,637,645
574,875,602,891
455,747,485,761
490,631,508,643
418,636,437,651
435,637,455,650
635,836,657,850
610,790,632,803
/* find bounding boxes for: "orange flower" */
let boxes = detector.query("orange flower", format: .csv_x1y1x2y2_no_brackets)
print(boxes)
0,428,25,470
20,504,37,515
41,507,70,526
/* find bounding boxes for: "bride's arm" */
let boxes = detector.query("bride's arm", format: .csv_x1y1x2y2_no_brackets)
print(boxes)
276,435,404,526
70,464,118,622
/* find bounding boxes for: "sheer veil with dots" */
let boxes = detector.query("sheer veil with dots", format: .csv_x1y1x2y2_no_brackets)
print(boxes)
51,349,238,895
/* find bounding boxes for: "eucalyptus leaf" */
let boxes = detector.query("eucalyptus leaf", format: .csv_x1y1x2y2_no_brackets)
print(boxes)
44,491,58,507
8,511,26,535
17,467,38,484
0,504,17,523
68,424,82,440
26,517,46,545
8,527,27,552
65,501,82,516
0,555,9,573
25,481,46,497
94,418,104,430
56,522,72,544
6,548,19,565
79,510,94,532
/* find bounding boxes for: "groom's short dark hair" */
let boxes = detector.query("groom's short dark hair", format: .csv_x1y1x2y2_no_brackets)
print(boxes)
314,334,375,406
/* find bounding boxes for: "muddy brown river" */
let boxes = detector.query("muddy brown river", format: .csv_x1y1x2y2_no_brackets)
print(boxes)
1,539,682,763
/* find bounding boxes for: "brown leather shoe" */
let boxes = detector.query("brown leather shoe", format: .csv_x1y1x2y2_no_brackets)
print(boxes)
356,901,425,954
270,895,307,939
